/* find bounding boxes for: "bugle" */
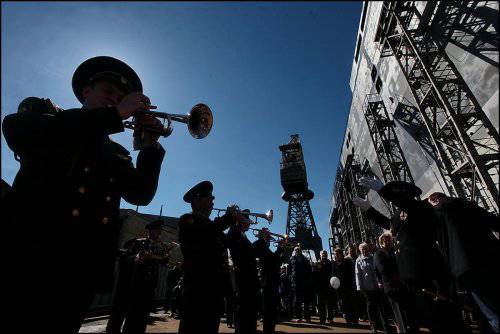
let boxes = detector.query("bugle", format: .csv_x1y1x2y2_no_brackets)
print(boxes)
123,103,213,139
213,206,273,224
250,227,287,240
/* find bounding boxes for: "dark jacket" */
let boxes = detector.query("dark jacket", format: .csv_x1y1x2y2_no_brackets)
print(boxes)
289,253,312,292
178,212,234,293
3,104,165,292
366,199,448,285
374,248,401,294
316,258,333,292
252,239,283,290
433,197,499,280
333,257,356,292
226,226,261,295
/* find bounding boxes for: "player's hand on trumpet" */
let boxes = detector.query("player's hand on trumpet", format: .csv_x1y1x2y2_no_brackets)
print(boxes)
116,92,157,120
226,204,242,221
134,113,163,144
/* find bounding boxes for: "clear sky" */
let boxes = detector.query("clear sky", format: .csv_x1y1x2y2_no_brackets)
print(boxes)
1,2,362,252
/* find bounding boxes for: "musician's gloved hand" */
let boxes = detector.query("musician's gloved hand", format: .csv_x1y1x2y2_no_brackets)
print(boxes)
358,176,384,192
226,204,241,221
116,92,157,120
352,196,372,212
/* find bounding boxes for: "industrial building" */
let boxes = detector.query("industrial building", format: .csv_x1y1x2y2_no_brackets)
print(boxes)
329,1,499,254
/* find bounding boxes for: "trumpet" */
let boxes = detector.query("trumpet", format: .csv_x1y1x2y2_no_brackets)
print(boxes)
249,228,299,248
250,227,287,240
213,206,273,224
123,103,213,139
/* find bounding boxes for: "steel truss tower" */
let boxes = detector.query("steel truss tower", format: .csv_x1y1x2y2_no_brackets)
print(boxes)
331,154,382,252
363,94,415,184
279,135,322,259
377,1,499,212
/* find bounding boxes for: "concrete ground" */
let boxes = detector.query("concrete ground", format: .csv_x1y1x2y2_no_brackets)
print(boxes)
79,311,376,333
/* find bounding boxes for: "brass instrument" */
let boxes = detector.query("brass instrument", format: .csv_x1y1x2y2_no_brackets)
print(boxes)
250,227,287,240
249,227,299,248
213,206,273,224
123,103,213,139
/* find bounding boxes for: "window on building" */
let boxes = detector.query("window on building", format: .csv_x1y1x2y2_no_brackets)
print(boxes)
360,2,368,32
354,35,362,63
376,77,383,93
371,64,378,83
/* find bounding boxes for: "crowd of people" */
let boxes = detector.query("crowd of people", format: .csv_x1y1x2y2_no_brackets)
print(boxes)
2,55,498,334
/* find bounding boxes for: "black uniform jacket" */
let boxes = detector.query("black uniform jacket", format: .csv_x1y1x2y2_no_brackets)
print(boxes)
252,239,283,290
178,212,235,295
289,253,312,292
316,258,334,292
3,103,165,291
433,197,499,280
366,197,448,285
226,226,262,295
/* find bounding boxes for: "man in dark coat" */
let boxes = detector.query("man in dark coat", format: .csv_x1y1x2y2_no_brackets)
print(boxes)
289,244,312,322
2,56,165,332
353,179,466,333
374,232,406,333
428,192,499,333
333,248,358,325
226,209,261,334
177,181,240,334
252,229,285,334
165,261,183,318
107,219,171,334
316,250,336,325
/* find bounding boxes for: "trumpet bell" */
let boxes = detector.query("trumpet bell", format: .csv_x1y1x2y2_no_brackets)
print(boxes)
188,103,213,139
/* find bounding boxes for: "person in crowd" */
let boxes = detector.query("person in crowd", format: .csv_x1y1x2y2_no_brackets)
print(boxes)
2,56,165,332
226,209,262,334
374,232,406,333
355,243,391,333
165,261,183,318
428,192,499,334
289,245,312,323
110,220,170,334
316,250,337,325
177,181,241,334
279,264,293,320
333,247,359,326
253,229,286,334
353,178,466,333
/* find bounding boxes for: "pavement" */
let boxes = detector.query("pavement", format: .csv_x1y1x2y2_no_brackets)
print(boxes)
79,311,376,333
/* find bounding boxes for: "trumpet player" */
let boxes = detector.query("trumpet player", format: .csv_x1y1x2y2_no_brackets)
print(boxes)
107,220,171,334
177,181,241,334
253,228,287,334
226,209,261,334
2,56,165,332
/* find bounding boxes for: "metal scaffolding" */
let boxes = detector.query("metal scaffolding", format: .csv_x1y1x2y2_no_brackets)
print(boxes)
331,155,382,252
363,94,415,184
377,1,499,212
429,1,498,68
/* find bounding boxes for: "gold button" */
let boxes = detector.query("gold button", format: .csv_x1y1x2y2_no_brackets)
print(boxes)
396,240,400,245
78,186,86,194
72,209,80,217
102,217,109,224
106,196,112,202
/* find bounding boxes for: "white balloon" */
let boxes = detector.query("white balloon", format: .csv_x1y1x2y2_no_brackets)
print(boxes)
330,276,341,289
